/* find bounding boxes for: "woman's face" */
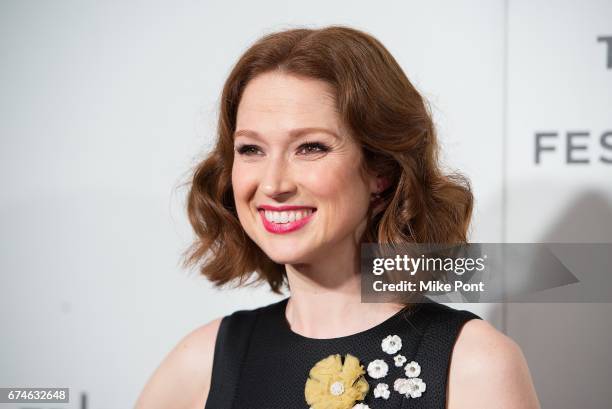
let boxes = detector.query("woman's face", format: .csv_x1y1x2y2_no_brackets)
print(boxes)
231,71,378,265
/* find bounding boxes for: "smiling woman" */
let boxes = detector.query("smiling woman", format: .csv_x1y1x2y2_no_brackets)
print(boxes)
231,72,379,265
135,26,540,409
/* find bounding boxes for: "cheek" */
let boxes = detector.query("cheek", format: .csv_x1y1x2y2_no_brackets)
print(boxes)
306,160,370,223
231,162,257,207
231,163,261,242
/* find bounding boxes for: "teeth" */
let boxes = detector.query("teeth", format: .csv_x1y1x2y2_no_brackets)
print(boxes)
263,209,314,224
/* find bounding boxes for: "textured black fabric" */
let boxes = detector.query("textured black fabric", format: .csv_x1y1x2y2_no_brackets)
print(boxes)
205,308,258,409
205,297,480,409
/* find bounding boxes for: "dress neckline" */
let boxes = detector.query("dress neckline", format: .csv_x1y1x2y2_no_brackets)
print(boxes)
273,297,415,343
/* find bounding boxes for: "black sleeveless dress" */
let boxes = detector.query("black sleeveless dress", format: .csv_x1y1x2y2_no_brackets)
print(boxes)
205,297,480,409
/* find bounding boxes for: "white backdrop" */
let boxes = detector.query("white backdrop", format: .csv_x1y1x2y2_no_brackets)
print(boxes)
0,1,609,408
506,1,612,408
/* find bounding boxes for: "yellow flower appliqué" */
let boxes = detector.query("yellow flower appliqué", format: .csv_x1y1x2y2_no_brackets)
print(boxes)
304,353,369,409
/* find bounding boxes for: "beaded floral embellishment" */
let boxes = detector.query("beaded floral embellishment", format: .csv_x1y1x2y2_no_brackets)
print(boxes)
304,334,426,408
366,359,389,379
304,354,369,409
373,383,390,399
381,335,402,354
369,334,427,400
393,354,407,367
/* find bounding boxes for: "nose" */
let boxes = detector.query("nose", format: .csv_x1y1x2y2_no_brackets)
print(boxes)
260,154,296,199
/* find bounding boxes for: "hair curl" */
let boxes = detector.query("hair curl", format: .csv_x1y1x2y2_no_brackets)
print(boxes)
181,25,473,294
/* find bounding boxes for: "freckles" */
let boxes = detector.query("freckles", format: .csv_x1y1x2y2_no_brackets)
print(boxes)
304,172,336,196
326,163,362,194
231,165,258,200
305,171,363,210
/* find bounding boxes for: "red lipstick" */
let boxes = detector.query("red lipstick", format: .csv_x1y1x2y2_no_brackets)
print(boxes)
258,208,316,234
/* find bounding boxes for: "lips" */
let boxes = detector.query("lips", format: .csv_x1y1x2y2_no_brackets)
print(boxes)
258,208,317,234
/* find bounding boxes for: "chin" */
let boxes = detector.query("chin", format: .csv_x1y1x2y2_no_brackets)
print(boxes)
262,243,316,265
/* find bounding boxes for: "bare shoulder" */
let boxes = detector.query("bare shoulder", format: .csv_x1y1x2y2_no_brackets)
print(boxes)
134,317,223,409
447,318,541,409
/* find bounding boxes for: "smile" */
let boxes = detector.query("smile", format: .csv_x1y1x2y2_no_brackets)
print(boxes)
258,208,317,234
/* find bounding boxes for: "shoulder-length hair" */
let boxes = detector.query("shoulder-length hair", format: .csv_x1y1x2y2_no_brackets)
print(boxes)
182,25,473,294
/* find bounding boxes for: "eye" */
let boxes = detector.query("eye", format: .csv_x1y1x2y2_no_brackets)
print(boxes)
234,142,331,157
297,142,330,155
235,144,261,156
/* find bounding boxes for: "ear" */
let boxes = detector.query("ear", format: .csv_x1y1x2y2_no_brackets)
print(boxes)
371,175,390,194
369,174,391,214
378,176,391,192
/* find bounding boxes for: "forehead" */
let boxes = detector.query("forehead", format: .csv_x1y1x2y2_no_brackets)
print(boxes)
236,72,341,135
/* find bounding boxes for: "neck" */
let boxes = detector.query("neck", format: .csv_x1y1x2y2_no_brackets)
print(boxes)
283,243,404,339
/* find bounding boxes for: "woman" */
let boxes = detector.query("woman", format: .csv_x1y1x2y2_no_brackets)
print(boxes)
136,26,540,409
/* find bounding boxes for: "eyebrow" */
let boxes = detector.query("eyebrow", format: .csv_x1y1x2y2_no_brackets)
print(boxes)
233,127,340,141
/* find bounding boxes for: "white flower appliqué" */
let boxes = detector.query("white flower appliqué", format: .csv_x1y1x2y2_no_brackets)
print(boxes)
393,378,410,395
406,378,426,398
352,404,370,409
394,377,427,399
394,354,407,367
367,359,389,379
373,383,390,399
404,361,421,378
381,334,402,354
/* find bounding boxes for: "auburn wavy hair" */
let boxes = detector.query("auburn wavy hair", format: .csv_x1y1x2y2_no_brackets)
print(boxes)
181,25,473,294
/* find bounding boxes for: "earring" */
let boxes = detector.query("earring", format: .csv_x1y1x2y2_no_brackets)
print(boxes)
371,192,381,201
